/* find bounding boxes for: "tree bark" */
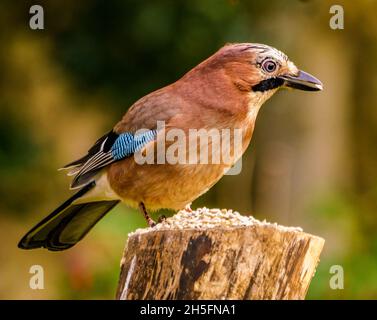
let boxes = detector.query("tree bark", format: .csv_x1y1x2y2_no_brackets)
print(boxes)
116,208,324,300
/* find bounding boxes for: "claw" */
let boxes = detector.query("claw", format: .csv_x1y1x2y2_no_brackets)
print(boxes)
157,215,166,224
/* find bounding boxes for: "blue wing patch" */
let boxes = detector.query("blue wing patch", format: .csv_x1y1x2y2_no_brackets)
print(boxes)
111,130,158,160
66,129,158,189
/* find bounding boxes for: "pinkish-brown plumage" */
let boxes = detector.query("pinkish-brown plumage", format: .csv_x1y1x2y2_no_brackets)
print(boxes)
108,45,260,210
19,43,323,251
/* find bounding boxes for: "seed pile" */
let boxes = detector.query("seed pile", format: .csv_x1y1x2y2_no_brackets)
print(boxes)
130,207,303,236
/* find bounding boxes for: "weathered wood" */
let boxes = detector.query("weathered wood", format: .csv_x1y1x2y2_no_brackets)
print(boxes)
116,208,324,300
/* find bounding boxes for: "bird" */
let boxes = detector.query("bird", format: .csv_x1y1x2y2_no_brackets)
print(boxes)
18,43,323,251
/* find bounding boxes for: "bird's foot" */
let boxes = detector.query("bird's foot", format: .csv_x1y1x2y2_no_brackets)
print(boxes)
184,203,193,212
157,215,166,224
147,219,156,228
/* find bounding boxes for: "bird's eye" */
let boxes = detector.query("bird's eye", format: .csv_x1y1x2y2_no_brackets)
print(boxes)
261,59,277,73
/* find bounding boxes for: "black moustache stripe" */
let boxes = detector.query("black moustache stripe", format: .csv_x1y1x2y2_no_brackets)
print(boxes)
252,77,284,92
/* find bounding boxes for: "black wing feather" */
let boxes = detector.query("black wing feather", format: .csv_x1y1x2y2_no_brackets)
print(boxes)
18,182,118,251
61,130,119,189
61,130,118,169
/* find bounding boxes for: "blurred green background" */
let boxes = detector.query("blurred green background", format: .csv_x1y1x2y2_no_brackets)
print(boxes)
1,0,376,299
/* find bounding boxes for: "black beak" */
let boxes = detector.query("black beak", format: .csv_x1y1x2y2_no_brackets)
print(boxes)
279,70,323,91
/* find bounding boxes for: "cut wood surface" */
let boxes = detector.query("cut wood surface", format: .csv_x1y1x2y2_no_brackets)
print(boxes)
116,208,325,300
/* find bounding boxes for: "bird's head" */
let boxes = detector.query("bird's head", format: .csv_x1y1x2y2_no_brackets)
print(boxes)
199,43,323,109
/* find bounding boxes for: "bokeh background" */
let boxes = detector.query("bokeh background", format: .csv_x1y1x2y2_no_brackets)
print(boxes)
1,0,376,299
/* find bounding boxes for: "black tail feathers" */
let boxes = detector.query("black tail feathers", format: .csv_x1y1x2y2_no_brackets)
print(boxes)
18,182,119,251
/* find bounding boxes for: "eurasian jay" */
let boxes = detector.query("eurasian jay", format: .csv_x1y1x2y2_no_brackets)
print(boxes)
18,43,322,251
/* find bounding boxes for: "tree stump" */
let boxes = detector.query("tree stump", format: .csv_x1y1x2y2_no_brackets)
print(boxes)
116,208,325,300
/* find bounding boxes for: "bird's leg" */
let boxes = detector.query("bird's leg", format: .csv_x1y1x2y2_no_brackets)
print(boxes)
138,202,156,227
